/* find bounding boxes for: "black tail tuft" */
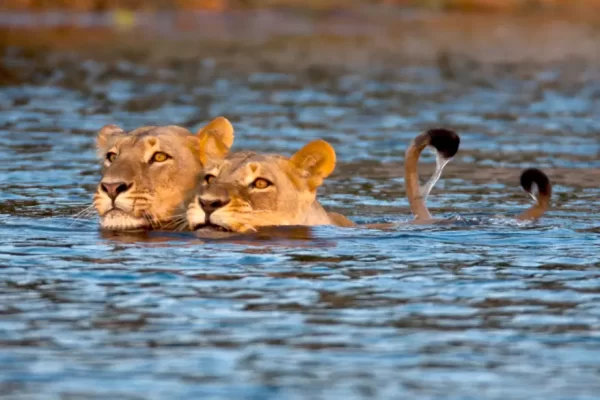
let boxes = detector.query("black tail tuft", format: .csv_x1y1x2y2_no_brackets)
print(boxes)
425,129,460,159
520,168,551,197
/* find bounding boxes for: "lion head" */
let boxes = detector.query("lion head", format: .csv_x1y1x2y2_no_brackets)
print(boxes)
94,117,234,230
186,136,338,233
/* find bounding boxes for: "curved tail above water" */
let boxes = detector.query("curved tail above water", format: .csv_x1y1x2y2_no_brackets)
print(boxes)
404,128,460,220
517,168,552,221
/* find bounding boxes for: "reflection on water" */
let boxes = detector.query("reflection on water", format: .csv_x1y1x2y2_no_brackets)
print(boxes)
1,28,600,399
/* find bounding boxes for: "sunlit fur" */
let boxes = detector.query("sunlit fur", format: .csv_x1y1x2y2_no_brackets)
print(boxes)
187,138,354,233
94,118,234,231
186,127,550,233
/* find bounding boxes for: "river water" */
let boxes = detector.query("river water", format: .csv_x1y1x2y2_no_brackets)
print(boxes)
0,12,599,399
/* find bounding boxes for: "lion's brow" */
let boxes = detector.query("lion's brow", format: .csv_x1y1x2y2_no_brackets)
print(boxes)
229,152,257,172
128,127,154,137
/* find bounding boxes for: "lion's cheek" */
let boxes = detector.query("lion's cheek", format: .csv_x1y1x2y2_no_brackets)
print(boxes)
186,204,206,229
93,193,112,217
114,197,135,213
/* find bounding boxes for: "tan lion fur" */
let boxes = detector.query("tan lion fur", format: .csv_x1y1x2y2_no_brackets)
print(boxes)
94,117,234,230
187,136,354,233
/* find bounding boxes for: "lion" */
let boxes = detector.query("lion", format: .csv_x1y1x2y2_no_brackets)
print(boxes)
186,134,353,233
93,117,234,231
186,128,551,233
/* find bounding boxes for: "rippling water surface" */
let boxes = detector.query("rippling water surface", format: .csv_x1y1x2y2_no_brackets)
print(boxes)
1,21,599,399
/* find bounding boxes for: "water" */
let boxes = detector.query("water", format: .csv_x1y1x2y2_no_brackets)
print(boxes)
1,21,600,399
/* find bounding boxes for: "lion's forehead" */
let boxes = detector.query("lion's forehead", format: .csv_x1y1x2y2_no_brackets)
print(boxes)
218,154,283,178
205,153,304,190
112,132,193,156
128,125,192,138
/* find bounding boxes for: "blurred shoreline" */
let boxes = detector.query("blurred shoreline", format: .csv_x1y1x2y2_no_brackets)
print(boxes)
1,9,599,71
2,0,600,70
2,0,600,13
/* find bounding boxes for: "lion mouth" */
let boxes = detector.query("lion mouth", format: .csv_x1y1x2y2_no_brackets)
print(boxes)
105,208,128,216
193,222,231,232
101,209,149,230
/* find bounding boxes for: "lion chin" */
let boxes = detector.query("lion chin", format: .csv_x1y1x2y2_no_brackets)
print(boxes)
100,210,149,231
192,223,232,232
187,207,251,233
188,212,233,232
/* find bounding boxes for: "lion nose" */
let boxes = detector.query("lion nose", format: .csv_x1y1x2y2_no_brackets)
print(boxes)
101,181,132,201
198,196,230,215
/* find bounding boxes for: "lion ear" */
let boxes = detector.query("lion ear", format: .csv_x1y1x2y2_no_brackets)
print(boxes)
290,139,336,188
96,124,124,152
198,131,230,165
196,117,234,150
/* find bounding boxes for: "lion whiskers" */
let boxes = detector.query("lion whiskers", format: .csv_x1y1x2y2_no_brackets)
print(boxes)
72,205,96,219
162,211,190,231
69,205,98,227
142,209,166,230
94,189,166,230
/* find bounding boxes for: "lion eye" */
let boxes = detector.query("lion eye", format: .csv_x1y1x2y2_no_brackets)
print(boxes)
151,152,170,163
205,174,216,184
252,178,272,189
106,152,117,163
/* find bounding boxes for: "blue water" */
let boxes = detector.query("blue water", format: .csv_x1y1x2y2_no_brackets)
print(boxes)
0,41,599,399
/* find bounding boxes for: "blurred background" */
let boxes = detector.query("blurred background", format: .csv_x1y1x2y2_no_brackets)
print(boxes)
1,1,599,400
2,0,600,11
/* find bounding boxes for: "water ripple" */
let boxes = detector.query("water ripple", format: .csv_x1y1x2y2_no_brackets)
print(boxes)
0,46,599,400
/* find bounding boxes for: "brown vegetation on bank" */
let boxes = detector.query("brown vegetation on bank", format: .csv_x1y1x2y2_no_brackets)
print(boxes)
2,0,600,13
